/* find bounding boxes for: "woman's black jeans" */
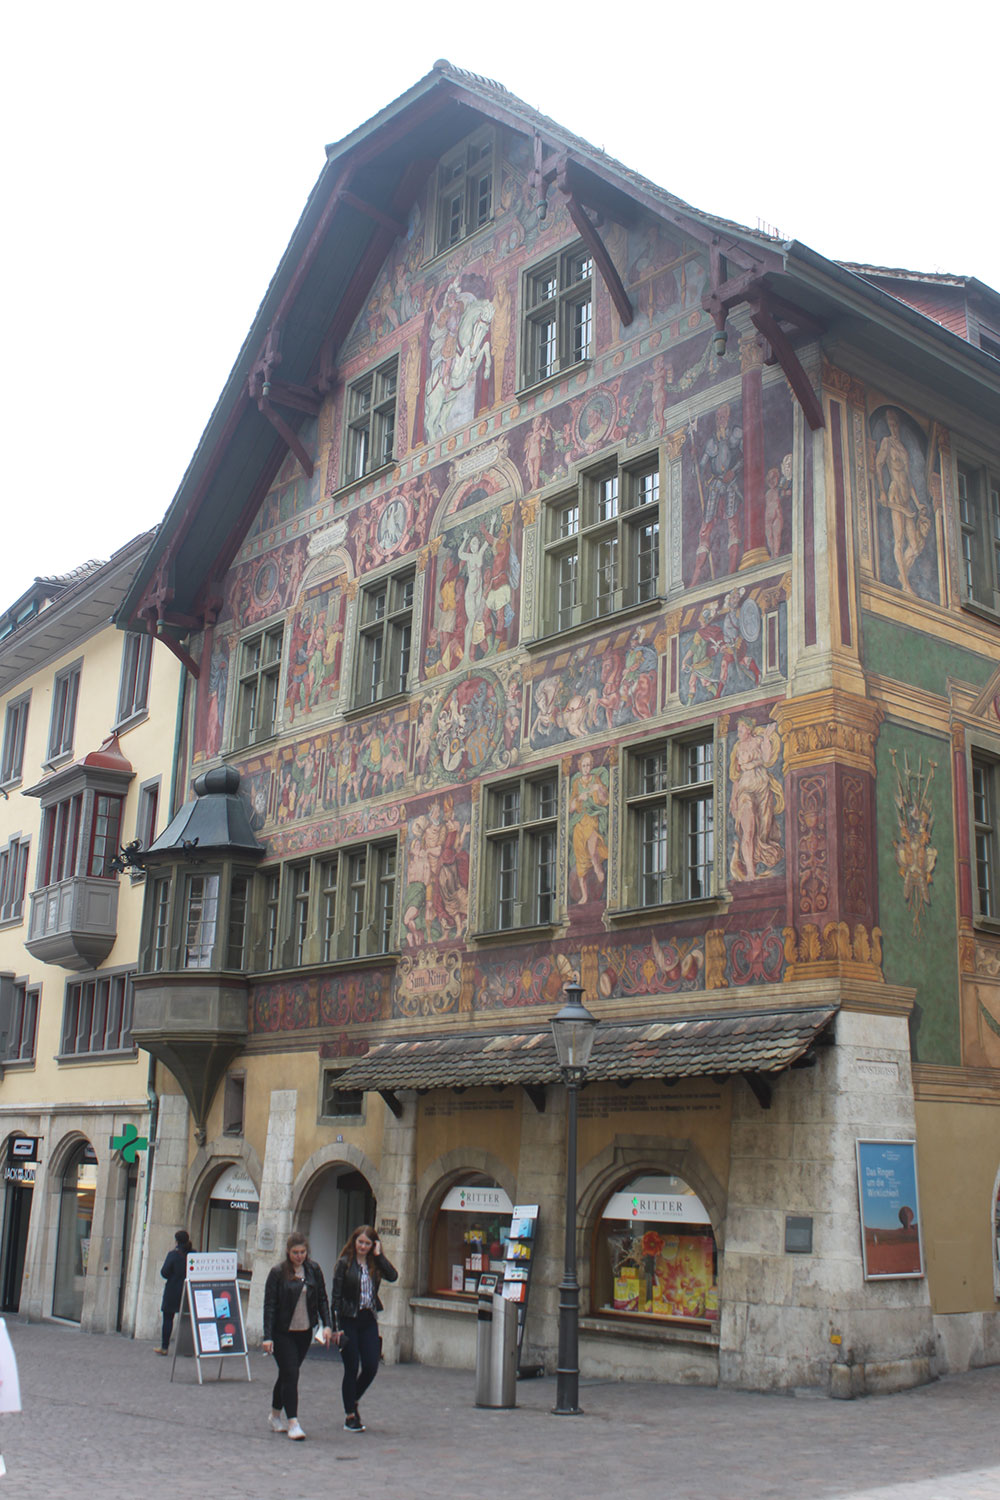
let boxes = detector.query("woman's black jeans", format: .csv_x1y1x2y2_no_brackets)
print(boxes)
270,1329,312,1419
339,1310,380,1414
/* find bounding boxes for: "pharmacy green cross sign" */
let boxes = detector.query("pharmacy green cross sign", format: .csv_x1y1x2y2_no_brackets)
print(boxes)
110,1123,148,1164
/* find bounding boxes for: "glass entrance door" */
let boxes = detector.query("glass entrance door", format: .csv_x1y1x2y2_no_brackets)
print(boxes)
53,1144,97,1321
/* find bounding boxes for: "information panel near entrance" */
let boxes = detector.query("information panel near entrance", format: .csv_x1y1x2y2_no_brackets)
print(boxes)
171,1251,251,1385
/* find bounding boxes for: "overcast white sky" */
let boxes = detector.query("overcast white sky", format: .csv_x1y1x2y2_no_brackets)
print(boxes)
3,0,996,607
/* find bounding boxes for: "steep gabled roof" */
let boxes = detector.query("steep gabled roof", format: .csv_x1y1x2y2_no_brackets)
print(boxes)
117,64,1000,653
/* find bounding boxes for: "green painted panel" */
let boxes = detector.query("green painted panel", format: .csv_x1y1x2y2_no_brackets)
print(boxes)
862,613,995,697
876,724,958,1064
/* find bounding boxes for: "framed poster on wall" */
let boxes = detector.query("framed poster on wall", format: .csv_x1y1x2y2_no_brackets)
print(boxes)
855,1140,924,1280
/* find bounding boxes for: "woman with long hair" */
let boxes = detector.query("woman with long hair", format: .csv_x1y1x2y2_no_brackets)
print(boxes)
262,1231,337,1440
155,1228,192,1355
330,1224,397,1432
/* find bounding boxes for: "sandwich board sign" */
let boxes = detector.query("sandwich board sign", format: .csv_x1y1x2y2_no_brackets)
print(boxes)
171,1251,251,1384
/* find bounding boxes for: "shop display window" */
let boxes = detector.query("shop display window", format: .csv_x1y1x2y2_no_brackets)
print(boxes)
52,1143,98,1321
593,1174,718,1325
205,1163,259,1277
427,1178,513,1298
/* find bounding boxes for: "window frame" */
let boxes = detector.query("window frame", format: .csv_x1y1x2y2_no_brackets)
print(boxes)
319,1064,365,1123
481,769,560,934
1,977,39,1063
343,356,399,486
0,835,30,924
259,841,398,970
520,240,594,390
541,453,662,635
434,127,497,256
233,624,283,750
353,565,415,709
957,456,1000,617
1,692,30,786
115,631,153,727
971,748,1000,928
621,729,717,912
59,969,135,1060
47,662,82,763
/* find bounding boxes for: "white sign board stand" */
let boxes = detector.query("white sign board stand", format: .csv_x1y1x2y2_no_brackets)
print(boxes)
171,1252,251,1385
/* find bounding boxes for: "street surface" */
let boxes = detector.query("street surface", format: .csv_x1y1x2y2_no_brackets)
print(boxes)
2,1321,999,1499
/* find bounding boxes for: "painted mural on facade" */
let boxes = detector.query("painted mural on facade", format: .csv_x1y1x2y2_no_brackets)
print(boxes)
285,573,347,724
677,578,787,706
876,725,957,1064
422,501,521,676
868,404,942,602
401,790,472,948
567,749,610,911
528,623,658,750
726,712,786,884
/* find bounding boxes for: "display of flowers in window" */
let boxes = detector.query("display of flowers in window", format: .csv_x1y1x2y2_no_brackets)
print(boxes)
594,1175,718,1324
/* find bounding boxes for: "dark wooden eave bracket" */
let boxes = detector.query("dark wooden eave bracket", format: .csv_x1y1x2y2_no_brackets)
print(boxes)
742,1072,773,1111
528,136,633,328
248,326,322,481
703,249,825,432
379,1088,404,1118
523,1084,546,1114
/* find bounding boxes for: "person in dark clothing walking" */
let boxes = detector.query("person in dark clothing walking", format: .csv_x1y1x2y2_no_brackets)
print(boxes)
156,1229,192,1355
262,1232,336,1440
330,1224,397,1432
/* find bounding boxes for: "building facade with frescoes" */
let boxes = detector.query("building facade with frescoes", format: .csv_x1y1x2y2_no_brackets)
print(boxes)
0,537,180,1331
117,65,1000,1391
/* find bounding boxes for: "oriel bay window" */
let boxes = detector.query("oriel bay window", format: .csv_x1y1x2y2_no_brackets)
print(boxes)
355,568,414,707
483,771,559,931
624,733,715,908
142,866,255,973
522,242,593,387
543,457,661,634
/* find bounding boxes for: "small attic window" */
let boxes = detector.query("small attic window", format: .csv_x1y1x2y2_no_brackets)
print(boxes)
435,128,496,254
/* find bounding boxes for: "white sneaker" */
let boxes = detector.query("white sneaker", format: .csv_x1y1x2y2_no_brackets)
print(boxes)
286,1419,306,1440
268,1410,288,1433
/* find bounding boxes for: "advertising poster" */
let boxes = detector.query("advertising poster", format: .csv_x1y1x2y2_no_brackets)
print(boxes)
856,1140,924,1279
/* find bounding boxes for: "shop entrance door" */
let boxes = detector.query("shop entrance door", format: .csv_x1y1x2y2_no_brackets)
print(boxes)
0,1178,32,1311
307,1168,376,1278
115,1160,139,1331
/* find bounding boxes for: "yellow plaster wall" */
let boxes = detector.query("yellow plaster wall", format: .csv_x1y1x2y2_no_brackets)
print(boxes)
417,1090,523,1185
916,1098,1000,1313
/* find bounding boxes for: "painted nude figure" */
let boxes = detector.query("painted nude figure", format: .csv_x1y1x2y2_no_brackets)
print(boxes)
875,409,930,594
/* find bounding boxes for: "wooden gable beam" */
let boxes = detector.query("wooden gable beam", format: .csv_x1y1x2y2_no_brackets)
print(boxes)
749,297,825,432
558,170,633,328
337,189,407,239
256,397,315,478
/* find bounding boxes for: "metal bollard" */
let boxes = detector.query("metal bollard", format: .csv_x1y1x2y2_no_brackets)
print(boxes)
474,1283,495,1406
476,1292,517,1408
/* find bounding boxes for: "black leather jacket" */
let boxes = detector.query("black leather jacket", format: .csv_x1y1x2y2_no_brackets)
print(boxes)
262,1258,331,1340
330,1251,398,1322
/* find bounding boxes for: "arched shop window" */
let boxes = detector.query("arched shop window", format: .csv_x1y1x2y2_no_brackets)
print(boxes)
428,1178,513,1298
205,1163,259,1276
53,1142,98,1321
592,1174,719,1325
992,1165,1000,1301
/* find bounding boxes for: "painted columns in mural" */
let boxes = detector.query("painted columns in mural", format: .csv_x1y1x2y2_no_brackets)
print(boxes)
739,333,768,570
774,691,884,981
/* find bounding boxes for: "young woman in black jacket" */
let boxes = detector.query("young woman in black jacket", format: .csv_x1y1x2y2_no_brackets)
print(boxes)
262,1232,337,1440
330,1223,397,1432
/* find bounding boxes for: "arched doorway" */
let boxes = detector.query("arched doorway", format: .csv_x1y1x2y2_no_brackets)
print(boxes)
53,1140,98,1321
0,1135,37,1312
302,1167,376,1279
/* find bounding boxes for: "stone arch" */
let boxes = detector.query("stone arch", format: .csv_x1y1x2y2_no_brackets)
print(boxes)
431,454,524,539
413,1146,517,1295
289,1142,381,1218
577,1133,728,1247
46,1126,95,1183
184,1136,264,1233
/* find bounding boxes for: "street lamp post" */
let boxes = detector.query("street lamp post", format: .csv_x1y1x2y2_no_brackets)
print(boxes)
550,982,599,1416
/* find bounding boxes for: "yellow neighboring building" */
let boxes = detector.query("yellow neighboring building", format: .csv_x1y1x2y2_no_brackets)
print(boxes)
0,535,180,1331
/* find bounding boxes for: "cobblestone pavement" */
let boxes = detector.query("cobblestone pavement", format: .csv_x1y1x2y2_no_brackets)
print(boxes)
2,1322,999,1499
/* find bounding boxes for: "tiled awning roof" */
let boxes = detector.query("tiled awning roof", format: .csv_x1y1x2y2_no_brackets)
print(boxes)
333,1005,837,1094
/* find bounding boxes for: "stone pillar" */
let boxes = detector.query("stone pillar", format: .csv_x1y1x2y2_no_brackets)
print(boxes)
374,1093,417,1363
247,1088,298,1339
774,691,885,982
512,1086,565,1372
135,1093,191,1341
720,1004,934,1393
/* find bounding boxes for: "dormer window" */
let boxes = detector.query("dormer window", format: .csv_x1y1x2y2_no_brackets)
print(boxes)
435,128,495,254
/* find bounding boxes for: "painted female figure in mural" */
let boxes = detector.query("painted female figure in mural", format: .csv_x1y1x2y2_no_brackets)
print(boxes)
569,752,609,905
873,407,932,596
728,717,784,882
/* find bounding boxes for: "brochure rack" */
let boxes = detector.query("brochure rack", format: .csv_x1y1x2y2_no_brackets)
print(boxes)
501,1203,540,1374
